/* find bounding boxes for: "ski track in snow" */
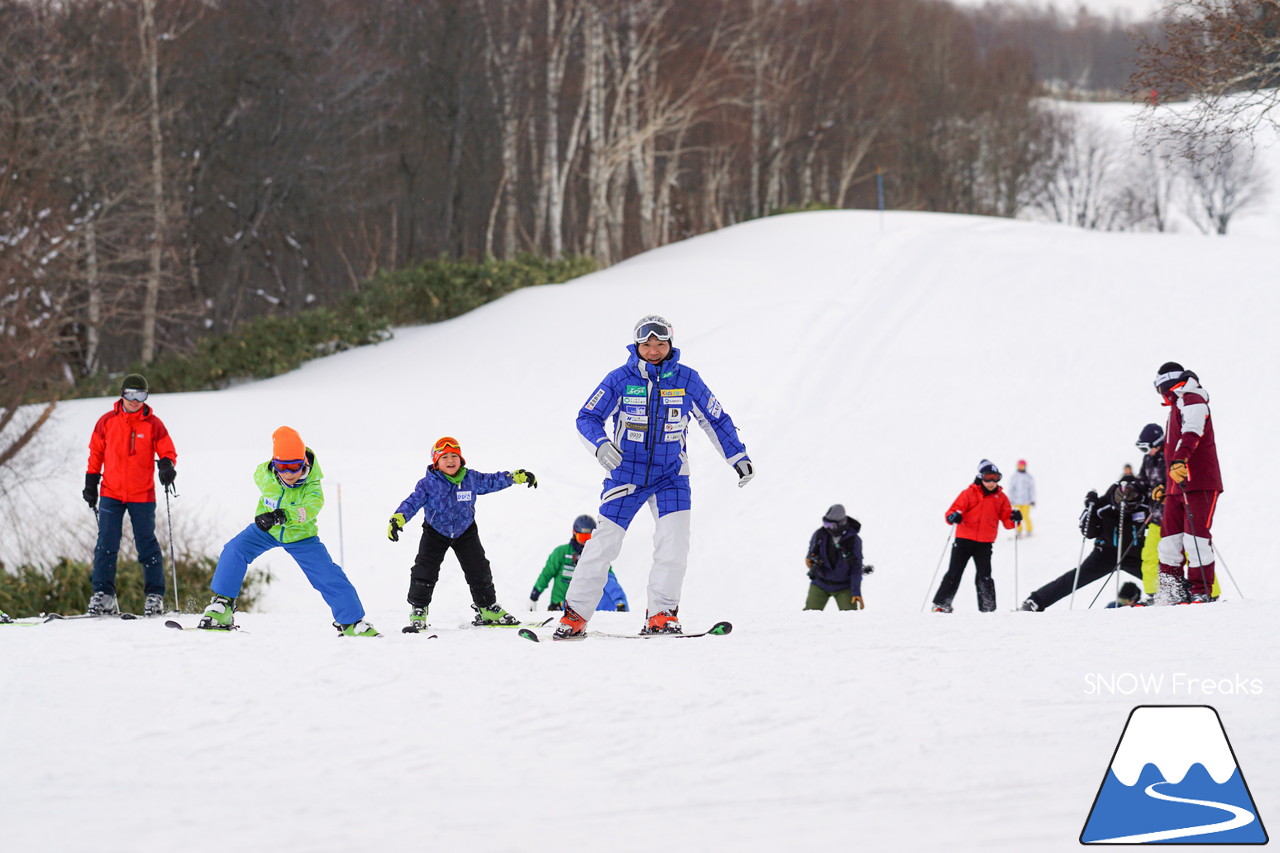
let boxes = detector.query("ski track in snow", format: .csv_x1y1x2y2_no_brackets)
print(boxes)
1088,781,1256,843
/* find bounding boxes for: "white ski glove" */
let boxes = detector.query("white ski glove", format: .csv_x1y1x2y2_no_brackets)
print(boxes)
734,459,755,487
595,441,622,471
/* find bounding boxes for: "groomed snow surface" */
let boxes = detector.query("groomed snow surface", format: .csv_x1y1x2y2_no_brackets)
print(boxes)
4,145,1278,853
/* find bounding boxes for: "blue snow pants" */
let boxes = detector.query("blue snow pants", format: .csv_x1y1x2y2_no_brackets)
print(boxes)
92,496,165,597
212,525,365,624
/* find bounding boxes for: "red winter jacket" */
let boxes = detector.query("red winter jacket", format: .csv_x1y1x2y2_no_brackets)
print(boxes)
945,481,1014,543
86,400,177,503
1162,376,1222,495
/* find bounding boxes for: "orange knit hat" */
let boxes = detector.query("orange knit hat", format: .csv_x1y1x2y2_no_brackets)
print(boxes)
272,426,306,462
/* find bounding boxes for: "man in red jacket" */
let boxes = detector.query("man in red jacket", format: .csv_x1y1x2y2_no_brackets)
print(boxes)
932,460,1019,612
83,374,178,616
1153,362,1222,604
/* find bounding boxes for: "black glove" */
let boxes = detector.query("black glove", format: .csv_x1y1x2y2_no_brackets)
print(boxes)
255,508,287,531
1010,508,1023,523
616,602,628,612
530,586,541,602
946,511,962,524
83,473,101,510
157,457,176,492
1085,490,1098,507
862,564,875,575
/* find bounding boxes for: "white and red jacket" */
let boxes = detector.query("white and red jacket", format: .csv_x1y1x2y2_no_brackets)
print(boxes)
1162,375,1222,495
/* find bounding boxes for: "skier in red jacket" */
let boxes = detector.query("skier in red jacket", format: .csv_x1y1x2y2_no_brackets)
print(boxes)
1153,362,1222,604
83,374,178,616
931,460,1018,612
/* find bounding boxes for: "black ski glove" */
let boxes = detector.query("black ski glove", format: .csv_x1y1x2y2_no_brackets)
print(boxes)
255,508,287,531
946,511,962,524
83,473,101,510
157,457,176,492
863,564,875,575
1010,508,1023,524
530,586,541,602
1085,490,1098,507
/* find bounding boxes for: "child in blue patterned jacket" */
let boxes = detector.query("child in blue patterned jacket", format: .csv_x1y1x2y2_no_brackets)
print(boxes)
386,436,537,631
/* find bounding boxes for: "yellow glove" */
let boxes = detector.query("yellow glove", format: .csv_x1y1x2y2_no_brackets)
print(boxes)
512,469,538,488
1151,484,1165,503
1169,460,1190,484
387,512,407,542
851,596,865,610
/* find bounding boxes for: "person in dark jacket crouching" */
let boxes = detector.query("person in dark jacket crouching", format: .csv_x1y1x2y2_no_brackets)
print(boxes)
803,504,872,610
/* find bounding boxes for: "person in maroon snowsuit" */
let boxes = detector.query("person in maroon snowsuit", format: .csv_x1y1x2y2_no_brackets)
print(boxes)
1153,362,1223,604
932,460,1018,612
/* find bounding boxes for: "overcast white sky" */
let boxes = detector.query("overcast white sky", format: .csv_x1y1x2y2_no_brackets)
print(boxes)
950,0,1165,20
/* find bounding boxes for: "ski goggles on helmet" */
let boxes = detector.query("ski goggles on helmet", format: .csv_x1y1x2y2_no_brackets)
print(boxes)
273,458,307,473
634,320,672,343
822,520,842,531
573,531,592,544
121,389,149,402
1136,442,1153,453
432,437,463,464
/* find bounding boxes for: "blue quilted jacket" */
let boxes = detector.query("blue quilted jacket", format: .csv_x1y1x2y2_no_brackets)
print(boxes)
394,467,515,538
576,345,748,487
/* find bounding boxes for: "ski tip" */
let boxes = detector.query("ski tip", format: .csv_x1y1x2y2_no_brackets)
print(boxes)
517,628,540,643
708,621,733,635
401,626,420,634
164,620,184,630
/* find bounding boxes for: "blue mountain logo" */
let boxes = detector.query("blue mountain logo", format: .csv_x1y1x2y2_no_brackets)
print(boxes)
1081,705,1268,844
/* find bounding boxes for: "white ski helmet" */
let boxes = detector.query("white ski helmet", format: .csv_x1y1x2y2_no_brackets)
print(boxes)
633,314,673,344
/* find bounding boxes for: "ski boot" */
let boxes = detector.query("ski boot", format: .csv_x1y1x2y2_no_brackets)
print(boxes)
404,606,429,633
86,591,119,616
931,602,953,613
197,594,236,630
1187,593,1214,604
335,620,381,637
552,605,588,641
1018,598,1042,612
471,602,520,626
0,610,13,624
1153,573,1188,606
143,594,166,617
640,608,682,635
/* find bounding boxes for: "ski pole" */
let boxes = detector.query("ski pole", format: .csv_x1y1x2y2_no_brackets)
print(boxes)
1210,543,1244,599
1069,497,1097,609
1013,528,1019,606
920,526,956,613
165,485,180,613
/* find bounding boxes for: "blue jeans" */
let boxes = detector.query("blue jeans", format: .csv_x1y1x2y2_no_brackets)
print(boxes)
212,525,365,624
92,496,165,596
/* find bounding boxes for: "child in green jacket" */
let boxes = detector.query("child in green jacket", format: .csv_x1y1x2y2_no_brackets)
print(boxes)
529,514,628,612
198,426,379,636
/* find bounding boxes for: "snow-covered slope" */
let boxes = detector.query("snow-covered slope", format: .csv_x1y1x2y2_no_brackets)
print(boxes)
3,197,1277,849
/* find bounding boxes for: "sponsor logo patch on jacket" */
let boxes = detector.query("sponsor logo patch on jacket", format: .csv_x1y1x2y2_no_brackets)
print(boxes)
662,432,682,442
623,396,646,405
663,422,683,432
585,389,605,411
625,385,647,396
264,497,279,509
707,395,723,418
660,388,685,397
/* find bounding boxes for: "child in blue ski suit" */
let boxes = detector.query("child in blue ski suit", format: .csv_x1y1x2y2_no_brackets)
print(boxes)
387,436,537,630
199,426,378,636
555,314,753,639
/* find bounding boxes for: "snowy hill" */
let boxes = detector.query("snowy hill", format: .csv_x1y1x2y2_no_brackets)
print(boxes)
3,185,1278,848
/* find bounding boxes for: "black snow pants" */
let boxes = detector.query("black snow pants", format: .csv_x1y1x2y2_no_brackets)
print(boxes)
1026,545,1142,610
934,537,996,612
407,522,497,609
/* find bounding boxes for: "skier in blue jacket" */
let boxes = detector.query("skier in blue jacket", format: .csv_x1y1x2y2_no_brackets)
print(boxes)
555,315,753,639
387,436,537,631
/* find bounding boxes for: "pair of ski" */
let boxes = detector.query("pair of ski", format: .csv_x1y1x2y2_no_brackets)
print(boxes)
401,616,556,637
518,620,733,643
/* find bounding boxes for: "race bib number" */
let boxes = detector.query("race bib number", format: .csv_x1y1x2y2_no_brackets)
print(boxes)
626,429,645,442
456,491,473,502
